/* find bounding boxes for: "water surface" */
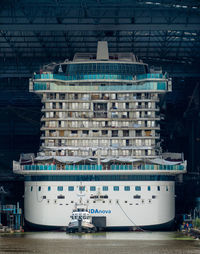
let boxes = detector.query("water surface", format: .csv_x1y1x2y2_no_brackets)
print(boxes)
0,232,199,254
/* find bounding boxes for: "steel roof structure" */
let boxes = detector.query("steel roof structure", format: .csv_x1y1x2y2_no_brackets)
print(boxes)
0,0,200,78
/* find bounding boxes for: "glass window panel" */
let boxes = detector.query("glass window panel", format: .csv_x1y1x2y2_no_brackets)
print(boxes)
57,186,63,191
68,186,74,191
135,186,141,191
113,186,119,191
90,186,96,191
124,186,130,191
103,186,108,191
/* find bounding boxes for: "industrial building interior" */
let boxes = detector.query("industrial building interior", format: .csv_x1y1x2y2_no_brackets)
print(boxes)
0,0,200,216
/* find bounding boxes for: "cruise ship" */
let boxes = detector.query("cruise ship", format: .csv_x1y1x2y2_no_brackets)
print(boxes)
13,41,187,230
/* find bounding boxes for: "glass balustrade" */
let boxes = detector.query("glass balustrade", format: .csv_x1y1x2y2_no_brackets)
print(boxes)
136,73,164,80
33,79,167,92
23,164,184,171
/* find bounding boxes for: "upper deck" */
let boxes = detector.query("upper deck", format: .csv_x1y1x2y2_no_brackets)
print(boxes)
30,42,170,92
13,156,187,176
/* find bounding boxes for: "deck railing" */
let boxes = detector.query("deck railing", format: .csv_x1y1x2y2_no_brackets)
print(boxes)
33,81,167,92
136,73,164,80
22,164,185,171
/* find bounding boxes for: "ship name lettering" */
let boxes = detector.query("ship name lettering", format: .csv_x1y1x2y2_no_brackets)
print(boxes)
89,209,111,214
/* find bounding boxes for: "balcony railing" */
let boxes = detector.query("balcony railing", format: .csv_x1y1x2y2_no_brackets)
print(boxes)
22,163,185,171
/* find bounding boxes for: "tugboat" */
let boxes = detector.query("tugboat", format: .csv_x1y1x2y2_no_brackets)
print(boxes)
67,200,96,233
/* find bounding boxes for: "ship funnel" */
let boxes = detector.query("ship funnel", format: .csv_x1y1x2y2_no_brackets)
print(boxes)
96,41,109,60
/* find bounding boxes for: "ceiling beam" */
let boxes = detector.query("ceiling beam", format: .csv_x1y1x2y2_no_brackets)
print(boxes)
2,24,200,31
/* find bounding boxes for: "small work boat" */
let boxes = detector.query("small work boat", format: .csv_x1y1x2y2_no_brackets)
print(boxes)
67,202,96,233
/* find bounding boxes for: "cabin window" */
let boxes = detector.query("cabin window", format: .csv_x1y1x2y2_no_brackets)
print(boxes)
90,186,96,191
147,186,151,191
166,186,168,191
68,186,74,191
38,186,41,191
79,186,85,191
102,186,108,191
102,130,108,135
57,186,63,191
113,186,119,191
31,186,33,192
124,186,130,191
157,186,160,191
48,186,51,191
135,186,141,191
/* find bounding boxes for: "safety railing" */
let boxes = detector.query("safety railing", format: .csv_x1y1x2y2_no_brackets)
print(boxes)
34,73,134,81
32,81,167,92
22,164,184,171
110,164,184,170
136,73,165,80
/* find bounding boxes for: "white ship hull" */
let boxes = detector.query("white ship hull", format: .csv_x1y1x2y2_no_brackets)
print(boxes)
24,180,175,230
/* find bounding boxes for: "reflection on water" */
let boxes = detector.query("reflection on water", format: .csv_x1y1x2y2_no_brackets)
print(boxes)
0,232,200,254
20,231,191,240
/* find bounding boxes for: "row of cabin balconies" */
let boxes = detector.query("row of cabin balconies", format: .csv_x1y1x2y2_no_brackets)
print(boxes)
41,92,159,101
41,141,157,151
41,124,160,130
42,101,158,110
41,140,157,147
41,141,156,148
39,147,157,157
41,137,160,142
41,129,159,139
41,113,160,120
41,111,160,120
40,141,157,149
41,121,160,129
42,106,160,111
42,97,159,103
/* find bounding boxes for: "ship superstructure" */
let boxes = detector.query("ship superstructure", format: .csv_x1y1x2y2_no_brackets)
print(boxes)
13,41,186,230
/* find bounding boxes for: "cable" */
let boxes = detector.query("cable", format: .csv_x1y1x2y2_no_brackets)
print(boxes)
117,201,145,231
